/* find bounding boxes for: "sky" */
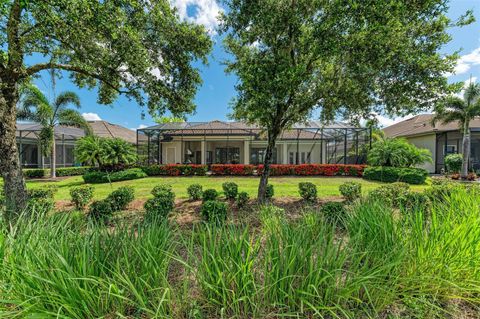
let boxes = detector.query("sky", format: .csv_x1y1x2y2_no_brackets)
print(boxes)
31,0,480,130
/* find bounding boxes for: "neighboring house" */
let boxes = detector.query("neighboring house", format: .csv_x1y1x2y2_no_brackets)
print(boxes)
137,120,371,165
16,120,137,168
383,114,480,174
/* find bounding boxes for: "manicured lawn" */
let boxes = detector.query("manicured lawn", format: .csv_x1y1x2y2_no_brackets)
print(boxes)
21,176,428,201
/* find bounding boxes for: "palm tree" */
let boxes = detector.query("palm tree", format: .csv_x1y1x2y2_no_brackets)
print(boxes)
17,84,91,178
433,82,480,178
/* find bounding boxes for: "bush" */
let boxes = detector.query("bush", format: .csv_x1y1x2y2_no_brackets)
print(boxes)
27,185,57,200
236,191,250,208
363,166,428,184
211,164,255,176
201,200,228,224
106,186,135,211
203,189,218,202
444,154,463,173
56,166,96,177
368,182,410,207
298,182,317,203
339,182,362,202
23,169,46,178
151,185,174,198
187,184,203,201
257,164,366,176
26,187,57,215
367,137,432,167
69,186,94,210
141,164,208,176
425,179,459,203
83,168,147,183
265,184,274,199
397,191,431,212
320,202,347,228
222,182,238,200
87,200,113,222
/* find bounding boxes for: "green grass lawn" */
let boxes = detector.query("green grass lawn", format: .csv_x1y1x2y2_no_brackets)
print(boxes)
21,176,428,201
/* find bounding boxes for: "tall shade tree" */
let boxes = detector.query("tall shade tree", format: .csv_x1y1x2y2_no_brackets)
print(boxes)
432,82,480,178
0,1,212,216
17,84,91,178
220,0,469,201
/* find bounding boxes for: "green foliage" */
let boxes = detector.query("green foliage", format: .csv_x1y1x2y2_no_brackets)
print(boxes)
367,137,432,168
444,153,463,173
74,136,104,167
87,200,113,223
151,185,174,198
367,182,410,207
320,202,347,228
236,191,250,209
187,184,203,201
200,200,228,224
69,186,94,210
265,184,274,199
23,168,46,178
298,182,317,203
26,186,57,215
101,138,138,169
202,189,218,202
397,191,431,212
363,166,428,184
339,181,362,202
222,182,238,200
144,188,175,222
82,168,147,183
106,186,135,211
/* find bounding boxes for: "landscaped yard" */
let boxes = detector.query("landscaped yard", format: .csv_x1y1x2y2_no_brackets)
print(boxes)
21,176,428,202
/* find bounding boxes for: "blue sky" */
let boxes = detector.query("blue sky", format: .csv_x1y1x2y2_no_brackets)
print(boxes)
31,0,480,130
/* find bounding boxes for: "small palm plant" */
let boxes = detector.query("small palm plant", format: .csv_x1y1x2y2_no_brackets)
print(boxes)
433,82,480,178
17,84,91,178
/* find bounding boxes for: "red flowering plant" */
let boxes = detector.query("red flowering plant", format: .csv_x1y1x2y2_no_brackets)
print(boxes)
211,164,255,176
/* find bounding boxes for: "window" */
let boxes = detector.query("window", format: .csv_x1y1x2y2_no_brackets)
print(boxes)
250,148,277,165
301,152,306,164
289,152,294,164
215,147,240,164
445,145,457,155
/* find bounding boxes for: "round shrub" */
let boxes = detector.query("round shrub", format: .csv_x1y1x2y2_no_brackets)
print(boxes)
444,153,463,173
298,182,317,203
339,181,362,202
236,191,250,208
151,185,173,197
144,196,175,222
265,184,274,199
203,189,218,202
106,186,135,211
320,201,347,228
88,200,113,222
397,191,431,212
69,185,94,210
201,200,228,224
367,182,410,207
187,184,203,201
222,182,238,200
26,186,57,215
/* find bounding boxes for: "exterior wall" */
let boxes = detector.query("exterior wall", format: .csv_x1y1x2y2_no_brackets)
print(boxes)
405,134,436,173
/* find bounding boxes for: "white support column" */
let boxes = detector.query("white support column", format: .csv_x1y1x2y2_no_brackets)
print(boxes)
282,143,288,164
244,140,250,164
201,140,206,164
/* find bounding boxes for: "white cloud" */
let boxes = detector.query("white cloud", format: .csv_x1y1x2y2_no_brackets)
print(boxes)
82,112,102,121
455,76,478,98
130,124,148,131
452,47,480,76
170,0,223,35
375,114,414,128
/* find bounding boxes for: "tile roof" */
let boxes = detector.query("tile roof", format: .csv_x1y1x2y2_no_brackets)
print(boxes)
87,121,137,144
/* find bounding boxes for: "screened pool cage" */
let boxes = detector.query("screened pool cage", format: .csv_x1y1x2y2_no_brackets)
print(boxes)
137,121,371,166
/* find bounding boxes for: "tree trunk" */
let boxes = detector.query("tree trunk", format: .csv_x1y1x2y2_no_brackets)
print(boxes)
0,82,27,220
258,131,279,203
461,121,470,179
50,133,56,178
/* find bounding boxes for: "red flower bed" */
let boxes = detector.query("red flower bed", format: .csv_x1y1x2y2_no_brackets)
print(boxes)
211,164,255,176
257,164,366,176
141,164,207,176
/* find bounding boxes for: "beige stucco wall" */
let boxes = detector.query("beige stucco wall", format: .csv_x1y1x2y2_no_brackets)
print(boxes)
406,134,436,173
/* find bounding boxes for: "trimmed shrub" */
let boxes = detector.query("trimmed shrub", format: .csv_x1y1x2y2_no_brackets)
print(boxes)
236,191,250,208
87,200,113,222
23,169,46,178
106,186,135,211
141,164,208,176
151,185,174,199
69,186,94,210
298,182,317,203
201,200,228,224
444,153,463,173
368,182,410,207
363,166,428,184
339,182,362,202
27,185,58,200
265,184,274,199
257,164,366,176
26,186,57,215
187,184,203,201
211,164,255,176
203,189,218,202
321,201,347,228
222,182,238,200
56,166,96,177
425,179,459,203
83,168,147,184
397,191,431,212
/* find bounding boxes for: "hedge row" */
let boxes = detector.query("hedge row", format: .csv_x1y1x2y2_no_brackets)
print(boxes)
23,167,96,178
363,166,428,185
257,164,366,176
141,164,208,176
210,164,255,176
83,168,147,184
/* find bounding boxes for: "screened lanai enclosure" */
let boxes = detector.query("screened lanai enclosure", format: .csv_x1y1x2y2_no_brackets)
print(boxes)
16,123,85,168
137,120,371,166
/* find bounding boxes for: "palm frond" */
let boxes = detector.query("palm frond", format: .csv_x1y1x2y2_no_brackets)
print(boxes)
57,109,93,135
54,91,81,110
463,82,480,104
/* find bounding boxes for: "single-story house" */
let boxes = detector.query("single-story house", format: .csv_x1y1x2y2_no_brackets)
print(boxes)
383,114,480,173
16,120,137,168
137,120,371,165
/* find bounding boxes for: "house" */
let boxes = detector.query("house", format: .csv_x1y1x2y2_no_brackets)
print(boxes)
383,114,480,173
16,120,137,168
137,120,371,165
